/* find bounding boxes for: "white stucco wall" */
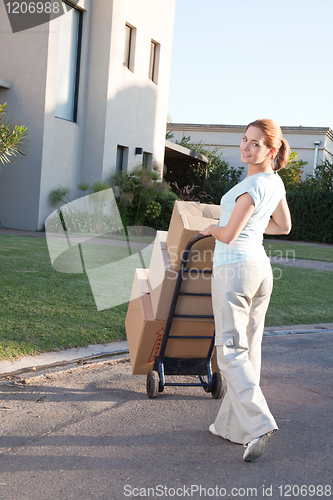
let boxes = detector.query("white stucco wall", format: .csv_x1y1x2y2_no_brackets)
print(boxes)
102,0,175,179
0,0,175,230
0,1,49,230
80,0,112,187
38,0,175,229
38,0,90,230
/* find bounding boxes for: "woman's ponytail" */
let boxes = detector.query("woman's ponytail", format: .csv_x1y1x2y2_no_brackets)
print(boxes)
246,119,291,172
274,137,290,171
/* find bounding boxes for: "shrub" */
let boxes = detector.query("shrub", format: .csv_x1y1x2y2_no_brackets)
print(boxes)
171,182,212,203
299,159,333,192
270,160,333,244
49,167,177,234
205,161,243,205
284,190,333,244
48,184,121,235
48,187,71,207
164,136,243,204
144,189,178,231
112,167,177,230
46,207,119,234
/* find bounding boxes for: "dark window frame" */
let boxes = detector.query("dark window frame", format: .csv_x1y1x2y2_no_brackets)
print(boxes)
55,1,83,123
116,145,129,174
72,4,83,123
149,39,160,84
124,24,132,69
124,23,136,72
149,41,156,82
142,151,153,169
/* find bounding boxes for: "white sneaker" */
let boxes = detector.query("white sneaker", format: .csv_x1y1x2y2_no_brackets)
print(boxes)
209,423,219,436
243,429,277,462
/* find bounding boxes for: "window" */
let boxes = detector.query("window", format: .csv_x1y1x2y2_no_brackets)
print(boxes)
149,40,160,84
142,152,152,169
124,23,136,72
124,24,131,68
55,2,83,122
116,145,128,173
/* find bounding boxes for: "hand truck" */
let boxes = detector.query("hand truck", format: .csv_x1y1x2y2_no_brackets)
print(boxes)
146,233,226,399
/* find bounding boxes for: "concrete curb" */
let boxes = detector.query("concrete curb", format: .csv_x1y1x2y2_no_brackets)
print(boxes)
263,322,333,335
0,341,129,379
1,323,333,379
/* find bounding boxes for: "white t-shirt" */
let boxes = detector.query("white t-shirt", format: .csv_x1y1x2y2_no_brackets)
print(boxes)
213,172,286,266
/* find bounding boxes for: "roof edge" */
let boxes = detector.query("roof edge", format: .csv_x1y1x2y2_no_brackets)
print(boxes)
165,139,209,163
167,122,333,138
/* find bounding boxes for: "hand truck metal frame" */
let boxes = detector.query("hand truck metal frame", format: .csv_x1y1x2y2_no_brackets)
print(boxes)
146,233,226,399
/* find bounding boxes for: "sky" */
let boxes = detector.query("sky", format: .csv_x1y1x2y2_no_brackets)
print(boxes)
167,0,333,129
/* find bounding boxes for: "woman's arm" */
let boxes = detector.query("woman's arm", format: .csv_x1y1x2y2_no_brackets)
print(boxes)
200,193,255,244
264,197,292,235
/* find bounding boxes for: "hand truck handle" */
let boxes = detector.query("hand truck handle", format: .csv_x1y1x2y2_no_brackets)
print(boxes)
181,233,212,267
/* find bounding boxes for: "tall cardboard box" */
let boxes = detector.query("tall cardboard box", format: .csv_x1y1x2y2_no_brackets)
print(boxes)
166,201,222,271
148,231,213,321
125,269,217,375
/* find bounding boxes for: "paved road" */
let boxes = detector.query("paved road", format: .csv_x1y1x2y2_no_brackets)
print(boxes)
269,256,333,271
0,332,332,500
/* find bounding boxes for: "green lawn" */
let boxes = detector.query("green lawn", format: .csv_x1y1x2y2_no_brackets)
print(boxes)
0,234,332,360
263,240,333,262
266,265,333,326
0,235,128,360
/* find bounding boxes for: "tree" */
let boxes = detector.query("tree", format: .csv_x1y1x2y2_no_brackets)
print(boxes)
0,102,28,166
300,159,333,192
278,151,307,191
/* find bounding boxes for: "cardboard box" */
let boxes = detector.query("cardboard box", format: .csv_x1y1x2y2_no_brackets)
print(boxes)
129,267,150,302
126,269,217,375
148,231,213,321
166,201,222,271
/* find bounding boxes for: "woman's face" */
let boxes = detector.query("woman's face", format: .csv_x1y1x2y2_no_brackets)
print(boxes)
240,126,272,166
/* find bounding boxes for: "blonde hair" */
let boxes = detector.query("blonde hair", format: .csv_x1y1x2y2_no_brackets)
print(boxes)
245,119,290,171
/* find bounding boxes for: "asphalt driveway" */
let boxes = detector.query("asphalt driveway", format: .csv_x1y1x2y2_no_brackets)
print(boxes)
0,331,332,500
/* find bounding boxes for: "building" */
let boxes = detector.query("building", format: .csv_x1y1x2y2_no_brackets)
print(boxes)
0,0,176,230
166,123,333,178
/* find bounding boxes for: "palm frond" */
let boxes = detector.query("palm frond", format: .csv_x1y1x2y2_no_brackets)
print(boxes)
0,102,29,166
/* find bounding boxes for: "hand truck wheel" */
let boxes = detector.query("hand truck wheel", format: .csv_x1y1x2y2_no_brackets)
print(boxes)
211,371,226,399
146,370,159,399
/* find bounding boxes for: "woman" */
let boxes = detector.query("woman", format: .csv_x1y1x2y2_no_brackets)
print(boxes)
201,119,292,462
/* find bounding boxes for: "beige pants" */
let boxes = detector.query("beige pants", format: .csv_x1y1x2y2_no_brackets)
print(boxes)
212,260,278,445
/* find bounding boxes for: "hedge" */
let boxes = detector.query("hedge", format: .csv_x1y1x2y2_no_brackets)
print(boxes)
270,190,333,244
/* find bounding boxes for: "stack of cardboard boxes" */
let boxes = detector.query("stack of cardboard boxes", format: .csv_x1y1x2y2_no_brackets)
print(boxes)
125,201,222,375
